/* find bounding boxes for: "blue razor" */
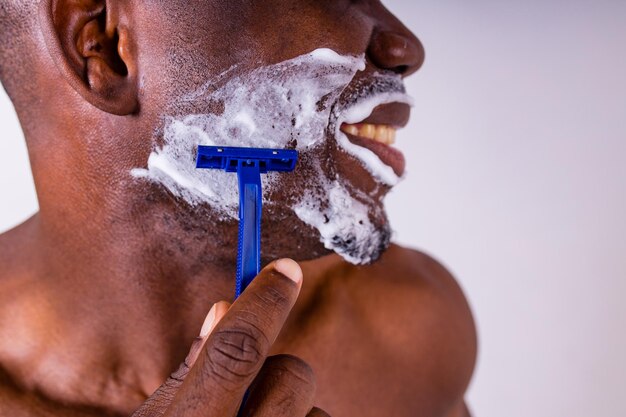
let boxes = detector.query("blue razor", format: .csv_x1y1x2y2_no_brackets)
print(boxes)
196,146,299,298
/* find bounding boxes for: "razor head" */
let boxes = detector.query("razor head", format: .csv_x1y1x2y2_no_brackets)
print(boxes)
196,146,298,173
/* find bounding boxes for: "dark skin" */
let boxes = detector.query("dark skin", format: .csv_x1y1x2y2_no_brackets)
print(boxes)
0,0,476,416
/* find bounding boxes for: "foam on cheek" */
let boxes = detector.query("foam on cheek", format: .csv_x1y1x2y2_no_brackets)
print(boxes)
132,49,394,264
131,119,240,215
133,48,366,219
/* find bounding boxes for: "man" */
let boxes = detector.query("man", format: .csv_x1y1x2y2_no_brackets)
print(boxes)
0,0,476,416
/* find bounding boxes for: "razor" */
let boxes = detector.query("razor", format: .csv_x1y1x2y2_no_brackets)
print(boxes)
196,146,299,298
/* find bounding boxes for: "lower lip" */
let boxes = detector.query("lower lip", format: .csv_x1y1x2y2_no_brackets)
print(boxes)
340,130,406,177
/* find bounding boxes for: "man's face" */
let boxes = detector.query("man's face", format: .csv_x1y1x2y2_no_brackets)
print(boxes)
132,0,423,264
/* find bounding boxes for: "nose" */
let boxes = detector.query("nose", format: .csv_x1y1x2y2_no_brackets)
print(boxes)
367,27,425,77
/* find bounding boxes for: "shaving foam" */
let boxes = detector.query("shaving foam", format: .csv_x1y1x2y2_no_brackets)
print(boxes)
294,180,388,265
132,49,410,264
132,49,365,217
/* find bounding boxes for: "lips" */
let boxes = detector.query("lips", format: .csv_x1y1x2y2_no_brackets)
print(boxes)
338,102,411,177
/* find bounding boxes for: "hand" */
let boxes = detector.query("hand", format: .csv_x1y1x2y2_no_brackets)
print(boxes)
132,259,329,417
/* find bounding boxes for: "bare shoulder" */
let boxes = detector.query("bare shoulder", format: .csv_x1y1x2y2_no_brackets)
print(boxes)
0,215,39,281
346,244,477,328
382,244,474,313
344,244,477,411
0,217,123,417
0,368,106,417
0,216,59,417
0,215,39,332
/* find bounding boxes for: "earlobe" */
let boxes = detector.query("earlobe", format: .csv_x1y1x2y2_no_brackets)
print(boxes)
39,0,138,115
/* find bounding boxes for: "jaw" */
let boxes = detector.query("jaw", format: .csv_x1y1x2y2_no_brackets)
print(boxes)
132,49,405,266
260,139,393,266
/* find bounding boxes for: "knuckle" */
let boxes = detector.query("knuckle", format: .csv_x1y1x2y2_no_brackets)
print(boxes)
269,354,315,387
261,355,316,405
205,326,266,385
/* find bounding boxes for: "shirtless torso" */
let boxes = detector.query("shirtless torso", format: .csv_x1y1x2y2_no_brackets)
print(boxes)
0,217,476,417
0,0,476,415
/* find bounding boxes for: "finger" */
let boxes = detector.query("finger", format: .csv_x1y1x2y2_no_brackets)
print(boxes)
187,301,231,365
131,301,230,417
241,354,316,417
165,259,303,417
307,407,331,417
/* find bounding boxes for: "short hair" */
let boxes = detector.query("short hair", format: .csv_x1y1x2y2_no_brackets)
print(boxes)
0,0,38,102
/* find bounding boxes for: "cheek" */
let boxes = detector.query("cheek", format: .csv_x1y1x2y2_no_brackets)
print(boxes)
254,0,372,58
263,128,391,222
264,148,332,207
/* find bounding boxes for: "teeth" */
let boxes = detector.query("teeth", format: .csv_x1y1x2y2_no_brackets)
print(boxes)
342,124,359,136
340,123,397,145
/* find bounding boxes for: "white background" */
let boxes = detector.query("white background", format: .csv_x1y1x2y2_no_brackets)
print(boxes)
1,1,625,416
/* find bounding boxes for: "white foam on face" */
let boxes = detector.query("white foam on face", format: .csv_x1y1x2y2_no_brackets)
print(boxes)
133,49,410,263
294,180,385,265
133,49,365,218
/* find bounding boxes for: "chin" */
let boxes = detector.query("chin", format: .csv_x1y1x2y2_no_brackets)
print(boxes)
325,217,392,265
263,191,392,266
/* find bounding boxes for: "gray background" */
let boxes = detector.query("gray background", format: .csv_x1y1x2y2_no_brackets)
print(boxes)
1,1,625,416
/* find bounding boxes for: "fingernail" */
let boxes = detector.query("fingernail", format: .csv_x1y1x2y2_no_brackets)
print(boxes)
200,304,217,337
274,258,303,284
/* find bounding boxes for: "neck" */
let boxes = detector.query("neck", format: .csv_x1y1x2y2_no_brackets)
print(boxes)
1,169,248,412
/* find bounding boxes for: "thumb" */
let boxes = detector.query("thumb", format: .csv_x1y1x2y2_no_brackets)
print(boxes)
131,301,231,417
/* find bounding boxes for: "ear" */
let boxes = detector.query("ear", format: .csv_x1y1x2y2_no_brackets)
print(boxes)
39,0,138,115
